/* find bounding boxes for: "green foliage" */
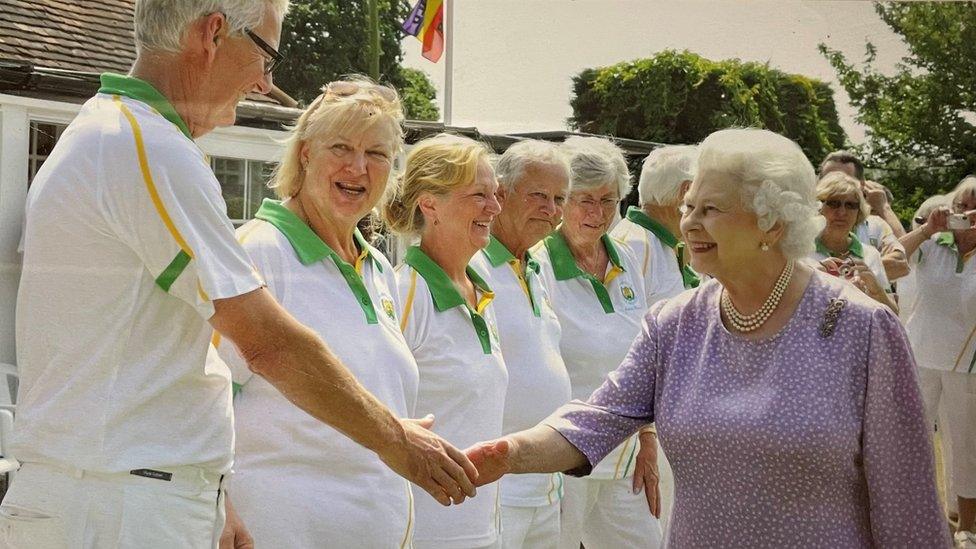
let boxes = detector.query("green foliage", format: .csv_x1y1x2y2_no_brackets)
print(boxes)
568,50,847,163
275,0,438,120
397,67,440,121
819,2,976,220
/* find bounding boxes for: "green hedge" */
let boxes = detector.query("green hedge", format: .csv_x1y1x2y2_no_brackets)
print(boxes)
569,50,846,163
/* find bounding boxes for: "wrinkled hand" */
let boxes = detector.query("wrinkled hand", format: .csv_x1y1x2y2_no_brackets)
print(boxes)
862,180,888,214
219,497,254,549
924,207,950,236
381,415,478,506
819,257,845,276
848,260,884,297
631,432,661,518
465,438,513,487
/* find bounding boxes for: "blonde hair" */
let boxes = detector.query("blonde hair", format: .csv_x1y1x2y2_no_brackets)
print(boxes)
384,133,494,235
816,171,871,226
950,175,976,208
269,76,404,208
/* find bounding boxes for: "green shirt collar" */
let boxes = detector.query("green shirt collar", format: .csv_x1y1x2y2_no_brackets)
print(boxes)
625,206,679,249
483,235,540,273
255,199,381,271
815,232,864,259
404,246,493,313
98,73,192,139
544,230,623,282
936,231,956,249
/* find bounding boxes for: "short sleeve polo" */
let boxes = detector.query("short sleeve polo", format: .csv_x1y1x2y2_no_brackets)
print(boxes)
396,246,508,547
471,236,572,507
13,74,262,474
809,232,890,290
611,206,700,305
532,231,648,479
905,233,976,373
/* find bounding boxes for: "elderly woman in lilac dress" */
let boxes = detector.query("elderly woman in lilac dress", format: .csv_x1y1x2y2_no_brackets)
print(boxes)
467,128,949,548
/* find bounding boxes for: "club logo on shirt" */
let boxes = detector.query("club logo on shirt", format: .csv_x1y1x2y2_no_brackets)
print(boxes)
621,285,636,303
381,297,397,321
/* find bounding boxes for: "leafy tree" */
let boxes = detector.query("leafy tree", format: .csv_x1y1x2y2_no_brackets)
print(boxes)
820,2,976,221
569,50,846,163
275,0,439,120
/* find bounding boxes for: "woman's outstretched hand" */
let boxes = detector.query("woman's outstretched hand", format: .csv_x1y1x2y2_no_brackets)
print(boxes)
465,438,514,487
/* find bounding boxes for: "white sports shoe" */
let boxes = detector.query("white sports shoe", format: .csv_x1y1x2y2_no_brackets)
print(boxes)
955,530,976,549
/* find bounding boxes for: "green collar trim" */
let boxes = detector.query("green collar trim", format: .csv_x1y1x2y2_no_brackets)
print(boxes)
626,207,678,248
815,232,864,259
482,236,542,316
935,232,968,273
404,246,496,353
625,206,700,289
255,199,381,324
543,231,624,314
99,73,191,139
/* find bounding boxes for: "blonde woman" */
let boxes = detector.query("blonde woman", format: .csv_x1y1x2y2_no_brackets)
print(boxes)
809,171,895,310
218,79,443,548
386,134,508,549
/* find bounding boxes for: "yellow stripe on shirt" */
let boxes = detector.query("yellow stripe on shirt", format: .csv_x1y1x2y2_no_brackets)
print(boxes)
612,435,634,478
400,269,419,332
112,95,196,259
399,481,415,549
952,323,976,372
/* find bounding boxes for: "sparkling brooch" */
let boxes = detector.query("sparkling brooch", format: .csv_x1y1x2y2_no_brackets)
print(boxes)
818,298,847,338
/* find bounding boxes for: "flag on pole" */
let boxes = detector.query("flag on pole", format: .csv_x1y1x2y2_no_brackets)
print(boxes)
402,0,445,63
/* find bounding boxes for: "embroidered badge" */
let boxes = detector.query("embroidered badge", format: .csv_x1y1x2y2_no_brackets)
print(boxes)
381,297,396,321
621,285,636,302
818,298,847,338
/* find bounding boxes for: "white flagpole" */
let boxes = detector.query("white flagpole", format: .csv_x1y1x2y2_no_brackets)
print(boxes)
443,0,454,126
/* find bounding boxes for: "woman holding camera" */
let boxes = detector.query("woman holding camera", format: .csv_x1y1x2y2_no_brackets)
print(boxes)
808,171,895,310
900,175,976,547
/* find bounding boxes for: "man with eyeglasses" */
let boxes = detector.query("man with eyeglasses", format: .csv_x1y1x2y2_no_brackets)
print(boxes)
4,2,477,548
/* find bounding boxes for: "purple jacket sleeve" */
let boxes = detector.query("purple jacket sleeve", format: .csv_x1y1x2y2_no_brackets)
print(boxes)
543,306,660,476
862,307,950,547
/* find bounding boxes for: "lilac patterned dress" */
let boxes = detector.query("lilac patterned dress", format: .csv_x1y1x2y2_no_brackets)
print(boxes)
545,271,949,548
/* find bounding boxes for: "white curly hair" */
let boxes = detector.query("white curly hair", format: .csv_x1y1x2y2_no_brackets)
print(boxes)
696,128,821,259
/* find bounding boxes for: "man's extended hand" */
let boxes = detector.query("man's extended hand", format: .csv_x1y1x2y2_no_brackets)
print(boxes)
465,438,513,487
632,431,661,518
380,415,479,506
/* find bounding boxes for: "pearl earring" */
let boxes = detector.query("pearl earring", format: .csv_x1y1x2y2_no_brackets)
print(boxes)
761,242,769,251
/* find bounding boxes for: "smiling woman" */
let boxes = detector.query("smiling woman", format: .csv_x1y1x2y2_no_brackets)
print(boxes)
214,76,424,548
384,134,509,549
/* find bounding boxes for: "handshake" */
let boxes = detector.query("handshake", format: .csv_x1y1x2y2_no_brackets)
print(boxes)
380,414,515,506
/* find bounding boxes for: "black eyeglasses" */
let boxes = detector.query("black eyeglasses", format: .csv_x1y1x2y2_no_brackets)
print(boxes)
823,199,860,211
244,28,284,75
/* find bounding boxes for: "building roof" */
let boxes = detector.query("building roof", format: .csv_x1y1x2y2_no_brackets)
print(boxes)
0,0,135,74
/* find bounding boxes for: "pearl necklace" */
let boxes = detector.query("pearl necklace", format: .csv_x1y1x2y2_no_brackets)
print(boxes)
721,260,795,332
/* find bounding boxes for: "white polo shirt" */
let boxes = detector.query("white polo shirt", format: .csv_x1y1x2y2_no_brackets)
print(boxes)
808,232,890,290
611,206,700,306
856,215,905,255
532,231,648,480
13,73,262,474
397,246,508,548
217,200,419,547
470,236,571,508
905,232,976,373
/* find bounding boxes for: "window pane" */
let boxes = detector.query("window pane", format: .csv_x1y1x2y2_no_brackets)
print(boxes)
213,157,246,220
247,160,278,216
33,123,60,156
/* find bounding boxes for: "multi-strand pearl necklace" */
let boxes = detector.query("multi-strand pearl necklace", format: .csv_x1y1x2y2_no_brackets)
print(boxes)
721,260,796,332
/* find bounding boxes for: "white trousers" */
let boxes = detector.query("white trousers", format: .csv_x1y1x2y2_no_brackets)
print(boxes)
0,462,225,549
918,367,976,498
559,476,662,549
501,502,560,549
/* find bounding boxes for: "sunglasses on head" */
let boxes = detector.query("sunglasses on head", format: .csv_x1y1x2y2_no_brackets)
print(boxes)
823,199,860,211
324,81,398,102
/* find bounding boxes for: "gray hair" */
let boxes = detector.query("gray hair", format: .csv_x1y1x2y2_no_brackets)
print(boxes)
697,128,820,260
561,136,632,198
496,140,570,192
913,194,947,230
134,0,290,53
638,145,697,206
950,175,976,206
